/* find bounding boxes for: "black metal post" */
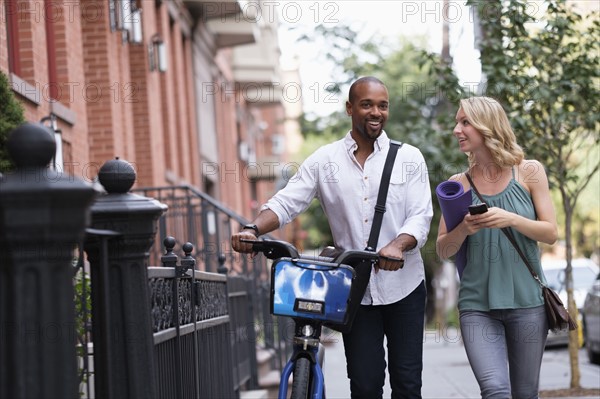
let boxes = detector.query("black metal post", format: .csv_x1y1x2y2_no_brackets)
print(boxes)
180,242,199,399
84,158,167,399
0,123,97,399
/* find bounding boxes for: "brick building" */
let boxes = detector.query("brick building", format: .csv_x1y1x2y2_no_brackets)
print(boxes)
1,0,301,223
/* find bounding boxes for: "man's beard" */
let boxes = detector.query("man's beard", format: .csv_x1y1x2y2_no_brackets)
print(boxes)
359,121,383,140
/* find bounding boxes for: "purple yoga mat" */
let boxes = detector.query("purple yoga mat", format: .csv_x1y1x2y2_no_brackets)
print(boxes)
435,180,472,278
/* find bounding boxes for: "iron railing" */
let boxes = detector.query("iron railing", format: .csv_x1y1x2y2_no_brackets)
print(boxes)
148,258,235,398
132,184,293,391
132,185,252,274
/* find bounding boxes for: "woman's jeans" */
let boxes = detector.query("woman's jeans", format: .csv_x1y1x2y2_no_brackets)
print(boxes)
342,281,426,399
460,306,548,399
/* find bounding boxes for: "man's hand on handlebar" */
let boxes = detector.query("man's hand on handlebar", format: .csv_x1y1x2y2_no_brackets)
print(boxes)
231,230,259,254
376,244,405,272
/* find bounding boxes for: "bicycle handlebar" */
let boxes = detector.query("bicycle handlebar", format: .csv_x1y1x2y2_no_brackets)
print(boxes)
240,238,380,266
241,238,300,260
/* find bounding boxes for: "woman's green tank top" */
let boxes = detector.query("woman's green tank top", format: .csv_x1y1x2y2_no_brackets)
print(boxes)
458,172,547,311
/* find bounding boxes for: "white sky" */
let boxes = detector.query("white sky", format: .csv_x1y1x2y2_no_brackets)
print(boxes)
275,1,484,117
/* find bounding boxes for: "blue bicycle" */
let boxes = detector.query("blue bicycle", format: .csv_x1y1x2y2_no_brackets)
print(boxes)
243,238,378,399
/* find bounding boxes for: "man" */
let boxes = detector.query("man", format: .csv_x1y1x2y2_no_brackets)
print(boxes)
231,76,432,398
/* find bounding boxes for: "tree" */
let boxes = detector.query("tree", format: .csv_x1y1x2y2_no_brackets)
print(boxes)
0,70,25,173
469,0,600,389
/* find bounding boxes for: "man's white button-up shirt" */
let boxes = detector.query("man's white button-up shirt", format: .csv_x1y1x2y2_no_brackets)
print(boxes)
262,131,433,305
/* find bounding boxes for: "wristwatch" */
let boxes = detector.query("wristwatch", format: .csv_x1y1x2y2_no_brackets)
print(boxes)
241,223,260,237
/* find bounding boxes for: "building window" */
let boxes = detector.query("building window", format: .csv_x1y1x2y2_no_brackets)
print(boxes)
45,0,58,101
5,0,21,75
148,35,167,72
110,0,143,44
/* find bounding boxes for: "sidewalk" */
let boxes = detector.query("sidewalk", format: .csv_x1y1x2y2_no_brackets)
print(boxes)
321,328,600,399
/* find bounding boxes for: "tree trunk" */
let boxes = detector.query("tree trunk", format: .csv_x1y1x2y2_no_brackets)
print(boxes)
563,196,581,388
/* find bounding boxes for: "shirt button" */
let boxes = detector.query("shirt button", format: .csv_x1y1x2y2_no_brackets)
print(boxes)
364,219,368,223
364,176,368,180
364,197,368,201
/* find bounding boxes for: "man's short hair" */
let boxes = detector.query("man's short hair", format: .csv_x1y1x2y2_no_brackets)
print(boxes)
348,76,386,103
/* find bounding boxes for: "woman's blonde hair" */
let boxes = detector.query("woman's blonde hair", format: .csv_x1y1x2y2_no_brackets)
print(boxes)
459,96,524,168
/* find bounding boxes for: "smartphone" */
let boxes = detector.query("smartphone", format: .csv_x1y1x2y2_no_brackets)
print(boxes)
468,203,488,215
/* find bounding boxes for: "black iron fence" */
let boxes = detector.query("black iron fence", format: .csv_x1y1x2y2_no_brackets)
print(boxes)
0,123,292,398
149,239,234,398
132,185,294,373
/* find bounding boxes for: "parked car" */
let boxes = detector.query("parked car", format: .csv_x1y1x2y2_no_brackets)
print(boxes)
542,258,599,347
582,272,600,364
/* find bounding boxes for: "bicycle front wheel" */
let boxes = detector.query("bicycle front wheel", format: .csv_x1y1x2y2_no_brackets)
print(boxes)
290,356,311,399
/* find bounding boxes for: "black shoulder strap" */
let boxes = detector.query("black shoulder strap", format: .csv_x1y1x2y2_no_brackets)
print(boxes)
366,140,403,251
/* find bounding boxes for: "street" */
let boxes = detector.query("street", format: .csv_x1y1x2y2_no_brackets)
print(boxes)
322,328,600,399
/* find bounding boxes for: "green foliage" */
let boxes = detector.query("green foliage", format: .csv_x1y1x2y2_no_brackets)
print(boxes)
0,70,25,173
469,0,600,255
73,268,92,342
73,265,92,394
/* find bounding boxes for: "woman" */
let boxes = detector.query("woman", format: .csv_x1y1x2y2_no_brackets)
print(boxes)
436,96,558,398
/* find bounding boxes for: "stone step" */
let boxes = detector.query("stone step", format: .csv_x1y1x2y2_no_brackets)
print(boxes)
258,369,287,399
256,346,277,379
239,389,269,399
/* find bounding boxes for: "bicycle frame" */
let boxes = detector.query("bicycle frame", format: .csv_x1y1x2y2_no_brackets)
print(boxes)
241,239,378,399
278,321,325,399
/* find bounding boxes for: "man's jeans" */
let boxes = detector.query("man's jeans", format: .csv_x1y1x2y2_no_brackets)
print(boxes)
460,306,548,399
343,281,426,399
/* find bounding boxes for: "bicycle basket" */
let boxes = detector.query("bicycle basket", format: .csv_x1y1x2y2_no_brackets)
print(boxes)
270,258,355,324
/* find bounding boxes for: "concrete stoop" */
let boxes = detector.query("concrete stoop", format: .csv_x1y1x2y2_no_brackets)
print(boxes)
256,347,278,380
239,389,269,399
239,346,297,399
251,346,283,399
258,370,282,398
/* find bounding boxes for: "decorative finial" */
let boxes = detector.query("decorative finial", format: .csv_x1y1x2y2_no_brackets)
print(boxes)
6,123,56,168
163,237,176,251
217,253,228,274
97,157,136,193
180,242,196,272
161,236,178,268
182,242,194,257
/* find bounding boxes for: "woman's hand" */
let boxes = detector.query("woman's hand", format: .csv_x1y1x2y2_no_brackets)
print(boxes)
466,207,514,230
